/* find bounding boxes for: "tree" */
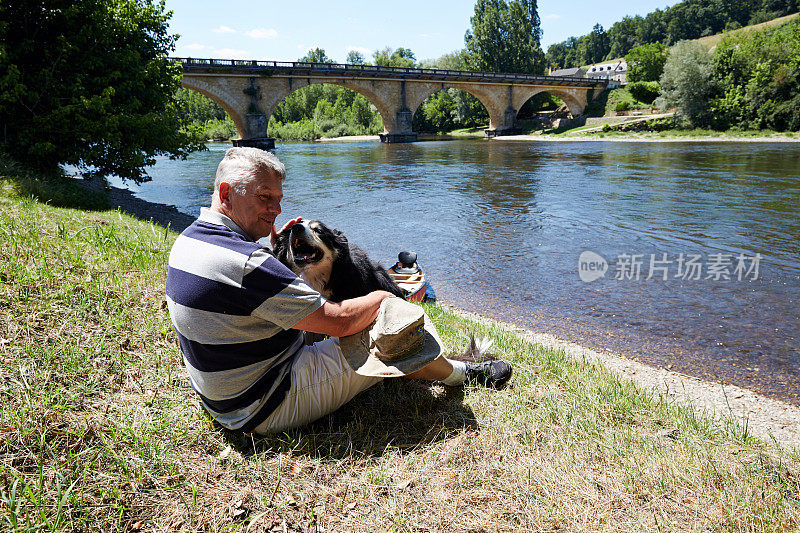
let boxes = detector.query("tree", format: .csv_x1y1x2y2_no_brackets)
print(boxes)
625,43,668,82
423,50,472,71
578,24,610,65
655,40,716,125
0,0,203,182
175,88,227,124
372,47,416,68
299,47,334,64
711,17,800,130
465,0,546,74
414,90,457,132
606,16,642,60
346,51,366,65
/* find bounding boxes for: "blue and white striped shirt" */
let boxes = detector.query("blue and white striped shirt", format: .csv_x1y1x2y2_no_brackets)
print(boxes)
166,208,325,431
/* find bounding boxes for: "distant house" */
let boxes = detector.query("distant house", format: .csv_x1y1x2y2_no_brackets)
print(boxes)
585,60,627,83
548,66,585,78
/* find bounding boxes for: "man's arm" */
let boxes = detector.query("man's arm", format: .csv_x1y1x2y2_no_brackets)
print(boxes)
293,290,395,337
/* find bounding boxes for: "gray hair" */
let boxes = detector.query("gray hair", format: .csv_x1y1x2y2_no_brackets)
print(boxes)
214,147,286,195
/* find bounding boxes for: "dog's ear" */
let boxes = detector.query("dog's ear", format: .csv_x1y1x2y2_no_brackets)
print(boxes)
332,229,350,255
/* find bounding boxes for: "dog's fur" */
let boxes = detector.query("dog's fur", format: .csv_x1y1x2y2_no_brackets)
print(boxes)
273,219,498,366
273,220,405,302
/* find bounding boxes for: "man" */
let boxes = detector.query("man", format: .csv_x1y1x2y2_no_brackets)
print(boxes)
166,147,512,434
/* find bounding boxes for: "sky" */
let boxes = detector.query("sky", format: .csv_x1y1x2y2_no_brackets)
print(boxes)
166,0,682,63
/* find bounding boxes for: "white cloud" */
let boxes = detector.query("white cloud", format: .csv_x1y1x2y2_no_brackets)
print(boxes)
346,45,372,55
212,25,237,34
543,13,561,20
184,43,207,51
209,48,252,59
246,28,278,39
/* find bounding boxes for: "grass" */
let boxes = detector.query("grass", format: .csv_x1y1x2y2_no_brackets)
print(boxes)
556,125,800,140
695,13,800,49
1,166,799,531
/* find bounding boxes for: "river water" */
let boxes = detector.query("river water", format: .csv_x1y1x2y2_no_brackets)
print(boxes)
112,140,800,404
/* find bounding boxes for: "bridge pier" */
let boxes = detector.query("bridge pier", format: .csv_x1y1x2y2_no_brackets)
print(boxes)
379,108,417,142
232,137,275,150
231,111,275,150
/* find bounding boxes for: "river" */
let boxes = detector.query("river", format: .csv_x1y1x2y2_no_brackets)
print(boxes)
111,139,800,404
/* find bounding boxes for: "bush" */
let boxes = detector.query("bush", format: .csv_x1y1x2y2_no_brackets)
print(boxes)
323,124,351,138
627,81,661,104
615,101,631,112
202,117,237,140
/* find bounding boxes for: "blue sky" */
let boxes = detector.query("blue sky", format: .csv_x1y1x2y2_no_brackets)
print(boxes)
166,1,681,63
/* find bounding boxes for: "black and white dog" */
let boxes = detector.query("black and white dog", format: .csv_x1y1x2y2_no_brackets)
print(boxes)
273,219,497,365
273,220,405,302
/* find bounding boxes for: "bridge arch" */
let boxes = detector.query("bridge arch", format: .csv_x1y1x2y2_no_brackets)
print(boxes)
180,78,247,138
261,79,395,134
513,88,585,118
410,87,490,132
404,83,506,131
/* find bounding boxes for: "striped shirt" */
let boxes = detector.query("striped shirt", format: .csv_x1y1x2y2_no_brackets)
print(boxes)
166,208,325,432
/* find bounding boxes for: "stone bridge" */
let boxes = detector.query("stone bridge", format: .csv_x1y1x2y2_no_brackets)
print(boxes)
174,57,608,146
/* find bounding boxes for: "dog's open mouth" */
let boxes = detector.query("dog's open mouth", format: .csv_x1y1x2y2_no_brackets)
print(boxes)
292,238,322,265
290,226,323,266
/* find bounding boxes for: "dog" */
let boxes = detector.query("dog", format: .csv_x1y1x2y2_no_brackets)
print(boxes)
273,220,499,367
273,220,405,302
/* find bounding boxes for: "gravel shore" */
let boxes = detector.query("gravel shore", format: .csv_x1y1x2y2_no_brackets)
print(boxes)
452,307,800,449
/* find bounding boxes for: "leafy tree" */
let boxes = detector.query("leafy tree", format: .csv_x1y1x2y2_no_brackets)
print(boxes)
625,43,668,82
372,47,417,68
300,47,334,64
545,41,570,70
452,91,489,126
465,0,546,74
0,0,202,182
175,88,227,123
578,24,610,65
711,17,800,130
414,90,457,132
606,16,642,60
422,50,473,71
655,40,716,125
346,51,366,65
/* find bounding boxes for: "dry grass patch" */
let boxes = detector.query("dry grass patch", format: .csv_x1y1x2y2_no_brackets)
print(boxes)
0,176,798,531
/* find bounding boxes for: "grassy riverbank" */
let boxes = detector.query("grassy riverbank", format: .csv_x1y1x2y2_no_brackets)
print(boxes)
1,168,799,531
511,127,800,142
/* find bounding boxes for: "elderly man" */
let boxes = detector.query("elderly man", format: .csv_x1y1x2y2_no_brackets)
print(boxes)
165,147,511,434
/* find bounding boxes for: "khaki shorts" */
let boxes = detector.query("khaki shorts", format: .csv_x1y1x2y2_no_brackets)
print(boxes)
252,337,382,434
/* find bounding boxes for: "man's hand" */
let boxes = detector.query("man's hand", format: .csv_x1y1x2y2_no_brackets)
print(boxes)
270,217,303,248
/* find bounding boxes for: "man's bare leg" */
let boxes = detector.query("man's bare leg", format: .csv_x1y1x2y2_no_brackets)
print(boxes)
402,356,454,381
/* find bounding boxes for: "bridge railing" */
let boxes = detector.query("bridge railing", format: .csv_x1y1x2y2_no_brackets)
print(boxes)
171,57,607,84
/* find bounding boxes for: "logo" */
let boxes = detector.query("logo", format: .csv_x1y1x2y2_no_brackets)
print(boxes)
578,251,608,283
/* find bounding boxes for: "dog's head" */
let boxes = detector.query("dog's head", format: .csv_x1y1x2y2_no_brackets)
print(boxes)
273,220,348,298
